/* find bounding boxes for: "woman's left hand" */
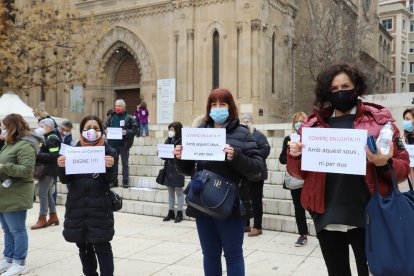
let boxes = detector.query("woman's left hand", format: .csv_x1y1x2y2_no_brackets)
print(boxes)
365,143,393,166
105,156,115,167
224,145,235,161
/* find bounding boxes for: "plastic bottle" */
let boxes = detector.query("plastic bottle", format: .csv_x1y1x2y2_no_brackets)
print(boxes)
376,122,394,155
1,179,12,188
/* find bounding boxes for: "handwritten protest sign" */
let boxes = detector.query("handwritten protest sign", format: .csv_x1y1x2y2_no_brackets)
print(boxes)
301,128,367,175
181,128,226,161
405,144,414,167
106,127,123,140
157,144,174,159
65,146,106,175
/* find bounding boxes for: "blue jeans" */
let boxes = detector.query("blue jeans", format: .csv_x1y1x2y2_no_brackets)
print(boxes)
140,123,148,137
38,175,56,216
196,216,245,276
0,210,28,265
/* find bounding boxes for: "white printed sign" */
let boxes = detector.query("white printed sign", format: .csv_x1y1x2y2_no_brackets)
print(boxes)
157,79,176,124
301,128,367,175
181,128,226,161
59,143,71,155
65,146,106,175
157,144,175,159
405,144,414,167
106,127,123,140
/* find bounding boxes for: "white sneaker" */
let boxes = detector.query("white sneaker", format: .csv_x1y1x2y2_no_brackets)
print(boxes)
2,263,30,276
0,260,12,274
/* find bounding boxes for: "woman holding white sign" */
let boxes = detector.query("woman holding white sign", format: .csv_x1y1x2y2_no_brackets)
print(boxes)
174,88,263,276
287,63,410,276
57,115,117,276
279,111,309,247
160,121,185,223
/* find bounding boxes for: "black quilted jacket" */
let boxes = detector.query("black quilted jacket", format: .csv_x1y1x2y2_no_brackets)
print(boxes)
58,143,118,243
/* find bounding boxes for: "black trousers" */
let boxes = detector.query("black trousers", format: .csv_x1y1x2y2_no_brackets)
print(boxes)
76,241,114,276
317,228,369,276
246,180,264,229
290,188,309,236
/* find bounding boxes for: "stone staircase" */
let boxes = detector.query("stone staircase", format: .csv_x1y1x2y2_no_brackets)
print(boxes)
56,123,316,236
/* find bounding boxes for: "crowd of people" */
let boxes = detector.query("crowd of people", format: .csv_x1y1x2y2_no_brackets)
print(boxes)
0,63,411,275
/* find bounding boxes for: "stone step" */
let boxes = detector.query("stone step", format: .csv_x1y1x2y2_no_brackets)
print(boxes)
57,183,308,217
113,170,285,185
55,194,315,236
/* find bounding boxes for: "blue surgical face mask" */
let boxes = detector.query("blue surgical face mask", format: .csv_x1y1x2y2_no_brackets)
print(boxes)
209,108,229,124
403,120,413,132
294,122,302,131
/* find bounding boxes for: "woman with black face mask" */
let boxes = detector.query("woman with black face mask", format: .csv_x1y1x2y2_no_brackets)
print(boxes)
287,63,410,276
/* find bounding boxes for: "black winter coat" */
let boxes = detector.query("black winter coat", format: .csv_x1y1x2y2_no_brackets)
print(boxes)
252,129,271,180
36,132,61,177
175,119,263,218
162,137,185,188
58,143,117,244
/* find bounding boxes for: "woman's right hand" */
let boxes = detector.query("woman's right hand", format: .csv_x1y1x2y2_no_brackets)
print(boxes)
289,141,304,157
174,145,183,160
57,156,66,167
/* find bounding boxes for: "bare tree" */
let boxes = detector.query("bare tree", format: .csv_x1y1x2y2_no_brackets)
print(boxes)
294,0,385,113
0,1,106,96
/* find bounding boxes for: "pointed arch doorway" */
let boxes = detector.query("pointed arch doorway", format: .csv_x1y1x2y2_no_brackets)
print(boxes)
112,48,141,115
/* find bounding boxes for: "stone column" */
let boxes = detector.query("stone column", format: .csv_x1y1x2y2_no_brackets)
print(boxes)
187,29,194,101
251,19,261,99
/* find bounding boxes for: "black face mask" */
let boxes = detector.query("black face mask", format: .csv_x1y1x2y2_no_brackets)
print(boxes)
328,89,358,113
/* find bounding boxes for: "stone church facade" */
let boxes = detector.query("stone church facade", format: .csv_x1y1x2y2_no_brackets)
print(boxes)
5,0,385,124
42,0,297,124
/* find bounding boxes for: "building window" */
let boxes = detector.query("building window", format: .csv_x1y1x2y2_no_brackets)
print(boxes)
402,82,406,91
382,19,392,30
410,62,414,73
212,30,219,89
410,83,414,92
403,40,407,52
410,0,414,13
403,19,407,31
411,21,414,32
410,41,414,53
402,61,406,73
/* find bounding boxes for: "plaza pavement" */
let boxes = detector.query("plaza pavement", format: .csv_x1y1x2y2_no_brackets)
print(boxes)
7,203,360,276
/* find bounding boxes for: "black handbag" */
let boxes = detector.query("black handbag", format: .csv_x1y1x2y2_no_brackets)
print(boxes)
185,169,238,220
33,164,47,179
156,168,166,185
109,190,122,211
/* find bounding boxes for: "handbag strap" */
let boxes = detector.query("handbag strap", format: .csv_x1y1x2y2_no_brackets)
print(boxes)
373,161,402,195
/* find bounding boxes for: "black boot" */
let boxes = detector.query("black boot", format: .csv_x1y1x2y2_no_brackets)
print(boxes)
174,211,183,223
163,210,175,222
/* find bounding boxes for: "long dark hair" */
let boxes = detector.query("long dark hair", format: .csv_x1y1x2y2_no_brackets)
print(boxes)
79,115,105,133
203,88,238,124
314,63,367,109
2,114,31,144
168,121,183,138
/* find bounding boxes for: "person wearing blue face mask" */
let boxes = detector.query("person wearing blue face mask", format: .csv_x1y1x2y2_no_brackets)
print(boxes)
174,88,263,276
279,111,309,247
159,122,185,223
402,108,414,145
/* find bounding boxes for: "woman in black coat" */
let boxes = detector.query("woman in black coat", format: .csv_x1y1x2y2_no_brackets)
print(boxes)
160,122,185,223
174,88,263,276
57,115,117,276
